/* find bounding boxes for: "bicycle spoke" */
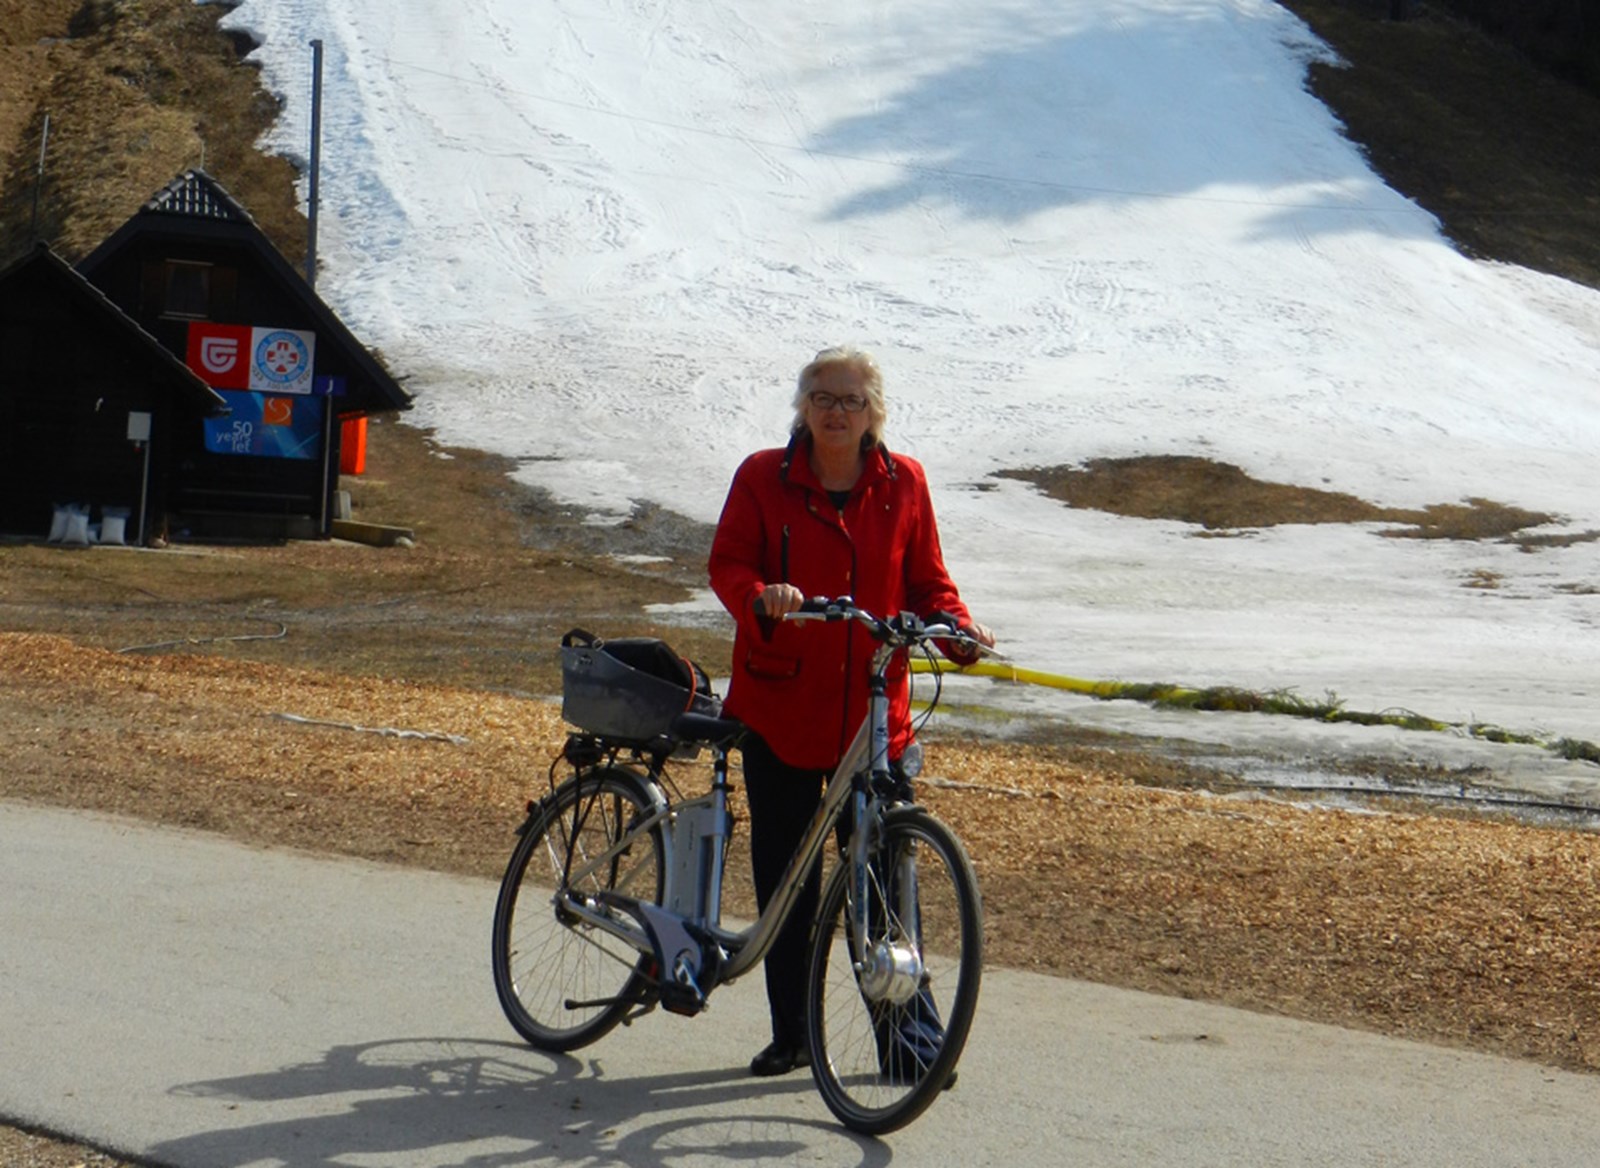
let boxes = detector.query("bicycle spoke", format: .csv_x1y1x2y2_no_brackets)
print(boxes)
492,767,665,1050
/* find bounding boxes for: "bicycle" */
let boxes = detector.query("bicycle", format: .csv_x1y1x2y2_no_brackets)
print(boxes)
490,597,987,1134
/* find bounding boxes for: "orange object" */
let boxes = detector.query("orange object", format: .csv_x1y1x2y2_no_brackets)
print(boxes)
262,396,295,427
340,416,368,475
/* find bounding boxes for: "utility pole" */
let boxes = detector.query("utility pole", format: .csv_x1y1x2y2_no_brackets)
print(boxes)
306,39,337,535
307,38,324,288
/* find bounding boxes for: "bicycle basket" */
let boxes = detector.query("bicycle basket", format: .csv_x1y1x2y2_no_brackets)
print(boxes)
559,628,720,743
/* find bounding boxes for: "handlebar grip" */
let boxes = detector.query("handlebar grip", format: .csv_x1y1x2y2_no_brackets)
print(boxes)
751,592,843,619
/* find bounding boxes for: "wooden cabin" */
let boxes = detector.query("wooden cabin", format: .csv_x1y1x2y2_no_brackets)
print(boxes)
70,170,413,542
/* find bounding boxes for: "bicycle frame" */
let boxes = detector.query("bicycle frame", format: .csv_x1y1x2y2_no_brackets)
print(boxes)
495,599,987,1132
549,626,906,1008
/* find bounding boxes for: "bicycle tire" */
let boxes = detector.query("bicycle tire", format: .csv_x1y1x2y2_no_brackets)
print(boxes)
491,765,666,1051
804,806,983,1135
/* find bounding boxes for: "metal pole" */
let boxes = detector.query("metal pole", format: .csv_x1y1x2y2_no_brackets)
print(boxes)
307,39,335,535
30,113,50,242
137,440,151,546
307,39,324,287
128,412,153,546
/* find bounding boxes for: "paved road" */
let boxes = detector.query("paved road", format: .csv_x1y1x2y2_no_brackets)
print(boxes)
3,801,1596,1167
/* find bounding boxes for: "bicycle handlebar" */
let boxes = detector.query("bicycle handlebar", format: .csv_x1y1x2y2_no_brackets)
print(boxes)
782,595,993,657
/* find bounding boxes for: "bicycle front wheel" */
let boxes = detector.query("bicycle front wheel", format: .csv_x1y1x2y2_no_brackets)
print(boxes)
491,765,666,1051
805,806,983,1135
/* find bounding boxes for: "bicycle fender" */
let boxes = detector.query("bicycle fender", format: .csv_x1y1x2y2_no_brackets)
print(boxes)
514,766,670,836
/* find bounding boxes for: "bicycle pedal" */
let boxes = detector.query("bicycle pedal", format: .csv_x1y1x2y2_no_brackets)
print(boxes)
659,986,707,1017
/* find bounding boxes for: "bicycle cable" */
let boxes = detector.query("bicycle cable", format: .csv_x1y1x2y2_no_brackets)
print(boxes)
908,638,945,738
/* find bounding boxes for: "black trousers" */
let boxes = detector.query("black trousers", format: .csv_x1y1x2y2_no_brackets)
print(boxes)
740,732,829,1049
742,732,948,1071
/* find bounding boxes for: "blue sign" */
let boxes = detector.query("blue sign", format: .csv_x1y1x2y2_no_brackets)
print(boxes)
203,391,325,460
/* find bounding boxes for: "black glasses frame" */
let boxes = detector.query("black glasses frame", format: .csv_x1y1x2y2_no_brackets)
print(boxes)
808,390,869,413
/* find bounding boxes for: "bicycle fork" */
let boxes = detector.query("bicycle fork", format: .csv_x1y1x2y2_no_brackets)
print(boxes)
850,661,926,1007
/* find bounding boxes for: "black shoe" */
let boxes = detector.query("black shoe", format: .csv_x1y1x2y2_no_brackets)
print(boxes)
750,1041,810,1077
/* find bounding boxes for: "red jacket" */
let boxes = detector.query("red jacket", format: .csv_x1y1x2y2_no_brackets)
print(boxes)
709,437,972,770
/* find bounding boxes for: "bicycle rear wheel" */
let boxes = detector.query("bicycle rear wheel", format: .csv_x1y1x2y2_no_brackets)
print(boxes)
491,765,666,1051
805,806,983,1135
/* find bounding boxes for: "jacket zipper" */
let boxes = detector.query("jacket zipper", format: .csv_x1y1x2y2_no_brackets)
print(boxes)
804,492,858,761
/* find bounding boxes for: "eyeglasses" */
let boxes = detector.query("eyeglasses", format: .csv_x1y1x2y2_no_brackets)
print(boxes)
808,390,869,413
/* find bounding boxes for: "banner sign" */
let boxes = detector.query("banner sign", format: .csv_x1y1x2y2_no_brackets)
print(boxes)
186,323,317,395
202,390,324,460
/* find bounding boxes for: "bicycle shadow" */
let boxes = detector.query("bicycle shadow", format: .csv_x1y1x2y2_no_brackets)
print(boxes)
152,1035,896,1167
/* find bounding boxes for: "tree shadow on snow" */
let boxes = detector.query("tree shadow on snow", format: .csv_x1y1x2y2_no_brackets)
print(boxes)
808,3,1437,246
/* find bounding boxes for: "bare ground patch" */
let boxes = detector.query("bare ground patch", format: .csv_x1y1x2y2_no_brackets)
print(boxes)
995,455,1593,543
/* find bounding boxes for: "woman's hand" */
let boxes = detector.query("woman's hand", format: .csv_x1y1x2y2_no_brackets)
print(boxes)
756,583,806,618
945,620,994,666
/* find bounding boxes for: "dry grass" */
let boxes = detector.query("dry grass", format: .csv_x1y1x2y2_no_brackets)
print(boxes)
0,0,304,264
1279,0,1600,290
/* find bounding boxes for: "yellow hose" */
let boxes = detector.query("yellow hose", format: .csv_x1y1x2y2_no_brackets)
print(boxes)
910,657,1597,761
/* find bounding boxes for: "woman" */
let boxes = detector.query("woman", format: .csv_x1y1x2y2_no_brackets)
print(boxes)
708,346,993,1077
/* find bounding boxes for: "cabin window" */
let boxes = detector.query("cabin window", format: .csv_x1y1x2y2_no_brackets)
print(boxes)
162,260,212,319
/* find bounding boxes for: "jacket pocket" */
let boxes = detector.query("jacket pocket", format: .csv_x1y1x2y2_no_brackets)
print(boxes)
745,646,802,681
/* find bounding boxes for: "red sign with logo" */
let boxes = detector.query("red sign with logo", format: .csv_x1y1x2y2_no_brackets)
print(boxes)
185,323,253,390
185,323,317,394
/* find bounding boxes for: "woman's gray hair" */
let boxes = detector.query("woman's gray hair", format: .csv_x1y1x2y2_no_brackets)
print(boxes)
790,346,887,450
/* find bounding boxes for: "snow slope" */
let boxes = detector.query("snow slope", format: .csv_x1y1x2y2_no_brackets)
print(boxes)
220,0,1600,780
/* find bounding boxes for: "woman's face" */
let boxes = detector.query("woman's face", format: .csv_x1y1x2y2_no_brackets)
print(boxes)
804,363,872,457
